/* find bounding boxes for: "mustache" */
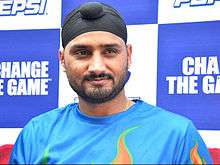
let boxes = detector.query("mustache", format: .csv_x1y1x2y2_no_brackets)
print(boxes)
84,73,114,81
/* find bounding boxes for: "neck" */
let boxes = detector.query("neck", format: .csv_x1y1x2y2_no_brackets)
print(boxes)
78,90,133,116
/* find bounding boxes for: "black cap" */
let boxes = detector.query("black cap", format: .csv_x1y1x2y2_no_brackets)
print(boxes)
61,2,127,48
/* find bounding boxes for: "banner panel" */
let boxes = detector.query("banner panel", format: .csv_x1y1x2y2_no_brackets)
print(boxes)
157,21,220,130
0,0,61,30
62,0,158,25
158,0,220,24
0,29,60,127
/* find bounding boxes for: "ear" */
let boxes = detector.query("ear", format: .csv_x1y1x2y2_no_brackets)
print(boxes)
59,49,66,72
126,44,132,69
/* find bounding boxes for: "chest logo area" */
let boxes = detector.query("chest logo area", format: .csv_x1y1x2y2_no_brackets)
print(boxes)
112,126,139,164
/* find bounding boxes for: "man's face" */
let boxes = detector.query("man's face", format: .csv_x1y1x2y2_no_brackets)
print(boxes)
60,31,132,103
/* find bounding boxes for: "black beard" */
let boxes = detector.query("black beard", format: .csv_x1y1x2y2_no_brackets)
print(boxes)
68,69,129,104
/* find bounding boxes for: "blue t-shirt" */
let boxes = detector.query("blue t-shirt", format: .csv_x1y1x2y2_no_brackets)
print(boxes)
9,100,212,164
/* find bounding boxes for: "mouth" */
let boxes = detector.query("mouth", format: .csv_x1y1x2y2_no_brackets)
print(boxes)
87,77,111,86
84,73,113,86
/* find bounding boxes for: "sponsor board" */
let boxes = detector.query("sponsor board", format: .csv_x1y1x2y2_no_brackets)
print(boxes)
174,0,220,8
0,29,60,127
158,0,220,24
62,0,158,25
0,0,47,16
0,0,61,30
157,21,220,129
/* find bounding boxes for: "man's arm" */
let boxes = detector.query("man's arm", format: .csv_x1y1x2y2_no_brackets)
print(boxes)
175,121,213,164
9,121,35,164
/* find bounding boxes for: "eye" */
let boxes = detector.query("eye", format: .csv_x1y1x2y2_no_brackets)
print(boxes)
74,49,91,57
103,48,118,56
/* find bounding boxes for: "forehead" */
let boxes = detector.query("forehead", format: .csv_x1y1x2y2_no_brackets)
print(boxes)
66,31,125,48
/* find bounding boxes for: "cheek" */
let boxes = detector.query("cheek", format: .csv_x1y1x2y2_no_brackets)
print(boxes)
65,62,82,79
111,60,128,80
116,57,128,71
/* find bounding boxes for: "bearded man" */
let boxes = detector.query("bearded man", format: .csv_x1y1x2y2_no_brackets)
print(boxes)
10,2,212,164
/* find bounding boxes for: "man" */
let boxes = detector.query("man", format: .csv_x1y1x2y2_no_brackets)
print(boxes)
10,2,212,164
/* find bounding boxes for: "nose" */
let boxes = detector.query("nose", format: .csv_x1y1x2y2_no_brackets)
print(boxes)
87,52,106,75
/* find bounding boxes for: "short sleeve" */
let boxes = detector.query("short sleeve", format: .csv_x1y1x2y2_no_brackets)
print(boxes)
175,121,213,164
9,121,35,164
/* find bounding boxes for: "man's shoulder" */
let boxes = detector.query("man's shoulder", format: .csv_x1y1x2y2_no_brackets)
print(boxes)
25,103,78,130
154,105,191,125
136,100,193,131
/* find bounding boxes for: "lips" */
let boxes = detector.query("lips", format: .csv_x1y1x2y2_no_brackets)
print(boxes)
84,73,113,86
88,77,111,86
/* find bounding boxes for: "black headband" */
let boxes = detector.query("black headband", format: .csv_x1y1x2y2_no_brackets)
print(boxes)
61,2,127,48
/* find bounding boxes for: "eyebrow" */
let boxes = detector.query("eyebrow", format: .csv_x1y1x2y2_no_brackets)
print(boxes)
69,44,90,50
68,44,91,54
100,44,121,48
69,43,121,53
